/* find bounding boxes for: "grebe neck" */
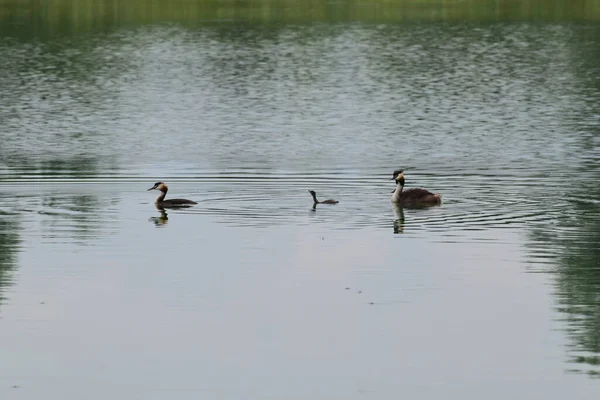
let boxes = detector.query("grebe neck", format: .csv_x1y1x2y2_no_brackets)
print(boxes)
392,182,403,202
310,192,318,204
156,189,167,203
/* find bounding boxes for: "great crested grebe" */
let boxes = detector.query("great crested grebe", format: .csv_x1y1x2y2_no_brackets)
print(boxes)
391,169,441,205
308,190,339,205
148,182,197,208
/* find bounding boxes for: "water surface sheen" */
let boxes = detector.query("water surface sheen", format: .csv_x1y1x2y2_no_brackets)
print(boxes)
1,8,600,400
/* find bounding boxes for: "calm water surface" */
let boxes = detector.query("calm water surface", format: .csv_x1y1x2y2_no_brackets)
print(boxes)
1,3,600,399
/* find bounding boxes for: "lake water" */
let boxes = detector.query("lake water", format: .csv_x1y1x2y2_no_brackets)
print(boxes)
1,1,600,399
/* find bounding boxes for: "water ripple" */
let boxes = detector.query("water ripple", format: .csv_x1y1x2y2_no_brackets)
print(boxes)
1,168,573,235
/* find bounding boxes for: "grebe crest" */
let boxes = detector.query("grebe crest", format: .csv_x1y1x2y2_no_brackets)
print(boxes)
148,181,197,208
390,170,441,206
308,190,339,205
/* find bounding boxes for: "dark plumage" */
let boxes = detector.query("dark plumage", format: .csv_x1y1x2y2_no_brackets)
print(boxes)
308,190,339,205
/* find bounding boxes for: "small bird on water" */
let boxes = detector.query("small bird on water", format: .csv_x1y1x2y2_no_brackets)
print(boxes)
148,182,197,208
390,169,441,205
308,190,339,206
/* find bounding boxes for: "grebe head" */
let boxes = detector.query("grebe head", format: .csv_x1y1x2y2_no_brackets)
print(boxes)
308,190,316,196
391,170,405,185
148,182,168,192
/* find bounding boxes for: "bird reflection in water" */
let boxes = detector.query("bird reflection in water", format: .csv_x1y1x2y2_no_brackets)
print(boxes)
393,204,405,234
393,202,443,234
149,206,169,227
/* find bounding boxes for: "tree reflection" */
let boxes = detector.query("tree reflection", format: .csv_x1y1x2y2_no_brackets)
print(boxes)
6,157,121,244
39,194,118,244
0,213,20,311
525,32,600,377
1,0,599,39
529,196,600,377
548,22,600,377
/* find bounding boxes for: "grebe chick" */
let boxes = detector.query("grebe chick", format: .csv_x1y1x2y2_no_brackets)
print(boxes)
391,170,441,205
308,190,339,205
148,182,197,208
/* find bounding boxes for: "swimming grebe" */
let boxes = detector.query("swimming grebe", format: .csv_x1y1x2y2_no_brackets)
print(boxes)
308,190,339,205
391,170,441,205
148,182,197,208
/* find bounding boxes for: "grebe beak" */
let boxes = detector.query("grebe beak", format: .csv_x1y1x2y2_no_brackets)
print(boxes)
148,185,158,191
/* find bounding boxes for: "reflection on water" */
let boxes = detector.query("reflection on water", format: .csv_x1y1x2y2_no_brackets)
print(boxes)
0,212,20,309
393,205,405,234
526,157,600,376
0,4,600,397
149,208,169,227
37,193,119,244
0,0,599,39
2,157,121,245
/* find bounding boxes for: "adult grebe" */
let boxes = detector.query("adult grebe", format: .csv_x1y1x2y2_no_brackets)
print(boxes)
148,182,197,208
308,190,339,205
391,170,441,205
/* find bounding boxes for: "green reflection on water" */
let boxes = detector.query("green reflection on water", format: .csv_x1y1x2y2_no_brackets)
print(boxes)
1,0,600,39
555,199,600,377
527,169,600,376
39,194,116,242
0,213,20,309
0,0,599,381
553,36,600,376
